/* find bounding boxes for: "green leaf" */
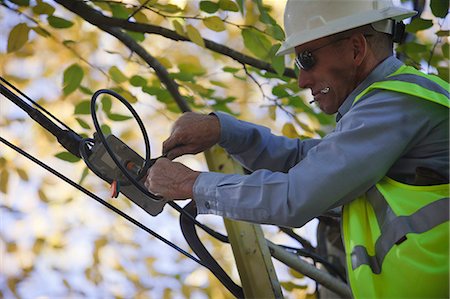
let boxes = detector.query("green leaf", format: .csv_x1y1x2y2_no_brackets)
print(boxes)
430,0,449,18
442,43,449,60
170,72,194,82
107,113,132,121
255,0,275,25
79,167,89,185
270,44,285,76
280,281,308,292
223,66,240,73
101,96,112,113
179,62,206,75
236,0,244,14
219,0,238,12
200,1,219,13
47,15,74,29
74,100,91,115
33,0,55,15
63,40,76,46
210,80,228,88
109,66,127,83
126,31,145,42
399,41,428,53
154,3,182,13
143,86,172,103
55,152,81,163
203,16,226,32
31,26,51,38
110,3,130,19
100,124,112,135
405,18,433,33
63,64,84,95
130,75,147,87
289,268,305,279
133,11,148,23
75,117,91,129
241,28,272,59
79,85,93,95
272,85,289,97
7,23,30,53
437,66,449,82
266,24,285,41
110,88,137,103
172,20,185,36
186,25,205,47
10,0,29,6
184,82,213,96
436,30,450,37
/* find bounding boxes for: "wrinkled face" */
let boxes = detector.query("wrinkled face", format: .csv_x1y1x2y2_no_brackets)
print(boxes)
295,35,359,114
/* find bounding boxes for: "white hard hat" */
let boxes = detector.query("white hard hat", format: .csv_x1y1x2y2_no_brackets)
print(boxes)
276,0,417,56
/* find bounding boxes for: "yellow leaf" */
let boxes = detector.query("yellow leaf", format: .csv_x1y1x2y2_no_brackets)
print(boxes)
133,11,148,23
203,16,226,32
7,23,30,53
38,189,50,203
0,169,9,193
186,25,205,48
282,122,300,138
172,20,185,36
15,168,29,181
269,105,276,121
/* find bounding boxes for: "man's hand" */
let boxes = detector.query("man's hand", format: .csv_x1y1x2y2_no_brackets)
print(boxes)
163,112,220,160
145,158,200,200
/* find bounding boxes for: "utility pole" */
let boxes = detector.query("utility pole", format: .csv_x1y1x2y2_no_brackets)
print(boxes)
204,146,283,298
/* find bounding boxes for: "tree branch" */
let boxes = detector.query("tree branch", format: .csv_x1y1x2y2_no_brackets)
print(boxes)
54,0,296,79
55,0,191,113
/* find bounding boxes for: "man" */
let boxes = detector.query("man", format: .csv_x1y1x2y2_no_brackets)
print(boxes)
146,0,449,297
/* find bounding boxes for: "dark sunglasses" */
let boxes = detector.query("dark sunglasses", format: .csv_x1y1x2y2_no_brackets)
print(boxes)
295,37,349,71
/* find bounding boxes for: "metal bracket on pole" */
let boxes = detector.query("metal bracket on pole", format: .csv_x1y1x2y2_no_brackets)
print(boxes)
204,146,283,299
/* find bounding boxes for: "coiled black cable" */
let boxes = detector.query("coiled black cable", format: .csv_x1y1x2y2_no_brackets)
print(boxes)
89,89,229,242
88,89,242,295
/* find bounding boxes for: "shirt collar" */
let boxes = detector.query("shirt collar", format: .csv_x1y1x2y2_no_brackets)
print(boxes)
336,56,404,122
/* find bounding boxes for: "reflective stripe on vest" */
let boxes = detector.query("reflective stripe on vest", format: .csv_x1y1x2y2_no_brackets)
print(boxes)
353,65,450,107
350,185,449,274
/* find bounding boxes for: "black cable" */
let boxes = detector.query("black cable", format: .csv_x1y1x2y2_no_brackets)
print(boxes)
91,89,152,184
180,201,244,298
89,89,229,243
0,136,208,268
0,78,82,157
280,244,347,282
0,76,78,135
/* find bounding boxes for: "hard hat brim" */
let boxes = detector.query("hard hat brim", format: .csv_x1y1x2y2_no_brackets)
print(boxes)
276,7,416,56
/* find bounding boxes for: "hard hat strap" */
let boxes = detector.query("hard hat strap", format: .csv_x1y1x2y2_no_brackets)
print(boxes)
371,19,405,43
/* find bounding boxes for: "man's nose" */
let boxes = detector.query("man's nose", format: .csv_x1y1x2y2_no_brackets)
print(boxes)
297,69,313,89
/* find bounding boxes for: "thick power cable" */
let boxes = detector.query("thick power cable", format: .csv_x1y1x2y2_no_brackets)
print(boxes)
0,137,243,297
0,76,78,135
0,136,207,267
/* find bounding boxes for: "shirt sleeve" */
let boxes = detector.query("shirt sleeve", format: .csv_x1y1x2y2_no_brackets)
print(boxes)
215,111,321,172
194,92,448,228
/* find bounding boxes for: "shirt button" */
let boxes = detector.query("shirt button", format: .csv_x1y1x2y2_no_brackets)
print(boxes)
204,201,210,209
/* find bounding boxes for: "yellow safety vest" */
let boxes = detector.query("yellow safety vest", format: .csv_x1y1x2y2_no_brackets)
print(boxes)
343,66,449,298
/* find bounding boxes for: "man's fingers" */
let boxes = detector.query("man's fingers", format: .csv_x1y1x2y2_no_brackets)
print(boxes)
162,135,179,155
165,146,189,160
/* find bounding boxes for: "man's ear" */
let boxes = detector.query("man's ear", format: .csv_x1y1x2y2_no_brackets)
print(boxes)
351,34,367,66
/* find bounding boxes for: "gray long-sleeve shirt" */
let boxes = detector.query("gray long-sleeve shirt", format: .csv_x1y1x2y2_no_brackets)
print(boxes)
193,56,449,228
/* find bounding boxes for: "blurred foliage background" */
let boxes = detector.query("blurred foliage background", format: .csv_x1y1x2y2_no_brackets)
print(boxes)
0,0,448,298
